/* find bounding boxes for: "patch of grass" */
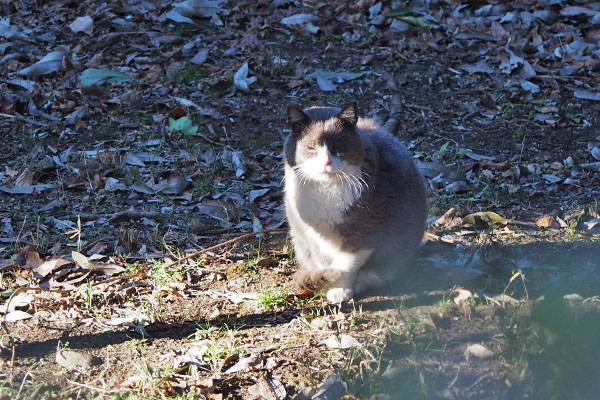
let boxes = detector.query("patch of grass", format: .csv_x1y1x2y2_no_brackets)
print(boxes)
243,236,264,273
189,325,244,375
173,62,202,84
326,93,343,105
428,194,455,219
426,129,440,140
192,161,225,197
514,125,526,141
257,49,295,79
257,287,288,310
437,287,455,313
0,372,13,398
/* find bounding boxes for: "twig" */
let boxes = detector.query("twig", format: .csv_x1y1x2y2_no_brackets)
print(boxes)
13,112,48,127
191,130,231,150
404,104,433,112
383,94,404,134
66,379,130,394
504,218,538,228
166,228,287,267
15,370,31,400
108,209,165,223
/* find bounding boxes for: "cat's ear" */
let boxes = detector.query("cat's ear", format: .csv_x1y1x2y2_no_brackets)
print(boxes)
287,104,310,135
337,102,358,126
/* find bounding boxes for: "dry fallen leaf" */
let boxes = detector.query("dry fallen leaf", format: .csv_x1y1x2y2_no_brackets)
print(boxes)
323,334,359,349
453,289,473,305
4,310,33,322
56,349,101,370
233,62,257,92
33,257,72,277
18,51,64,76
69,16,94,35
462,211,507,226
535,215,560,229
224,354,261,374
465,343,494,360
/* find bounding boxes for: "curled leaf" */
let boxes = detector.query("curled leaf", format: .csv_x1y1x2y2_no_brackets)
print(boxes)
233,62,257,92
18,51,64,76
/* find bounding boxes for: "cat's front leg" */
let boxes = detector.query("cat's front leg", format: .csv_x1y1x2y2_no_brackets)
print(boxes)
326,248,373,304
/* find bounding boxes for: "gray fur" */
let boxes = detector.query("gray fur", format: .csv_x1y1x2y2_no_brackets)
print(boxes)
284,102,427,301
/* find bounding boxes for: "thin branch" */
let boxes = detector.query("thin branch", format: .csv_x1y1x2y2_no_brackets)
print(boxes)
166,228,287,267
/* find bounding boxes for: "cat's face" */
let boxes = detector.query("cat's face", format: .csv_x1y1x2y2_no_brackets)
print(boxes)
286,103,365,184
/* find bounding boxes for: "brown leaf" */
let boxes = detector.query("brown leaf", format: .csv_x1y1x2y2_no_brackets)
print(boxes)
15,167,33,187
25,251,44,269
33,257,72,277
535,215,559,229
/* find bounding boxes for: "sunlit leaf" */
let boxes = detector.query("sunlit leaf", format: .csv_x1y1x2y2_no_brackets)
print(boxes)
465,344,494,359
4,310,33,322
323,334,360,349
463,211,507,226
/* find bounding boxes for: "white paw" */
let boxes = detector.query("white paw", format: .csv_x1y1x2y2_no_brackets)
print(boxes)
326,287,353,304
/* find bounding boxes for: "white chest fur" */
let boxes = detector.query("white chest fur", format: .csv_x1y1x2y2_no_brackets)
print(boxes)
284,164,358,228
284,164,362,269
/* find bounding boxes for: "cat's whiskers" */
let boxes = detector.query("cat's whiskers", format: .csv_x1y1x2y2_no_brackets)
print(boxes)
337,170,353,192
291,165,311,186
358,176,369,190
339,170,363,198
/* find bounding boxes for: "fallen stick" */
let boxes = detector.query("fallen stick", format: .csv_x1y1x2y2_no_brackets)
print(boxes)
166,228,287,267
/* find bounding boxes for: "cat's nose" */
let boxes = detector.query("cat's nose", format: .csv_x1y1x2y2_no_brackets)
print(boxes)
325,153,332,166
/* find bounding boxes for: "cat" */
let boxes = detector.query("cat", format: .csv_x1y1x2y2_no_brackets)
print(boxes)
283,101,427,303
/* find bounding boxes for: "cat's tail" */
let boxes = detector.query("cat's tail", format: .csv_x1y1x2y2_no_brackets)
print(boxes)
293,268,341,293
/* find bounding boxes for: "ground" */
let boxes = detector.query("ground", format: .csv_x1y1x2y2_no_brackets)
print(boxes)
1,1,600,399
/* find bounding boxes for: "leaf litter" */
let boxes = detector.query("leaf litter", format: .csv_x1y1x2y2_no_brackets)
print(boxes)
1,0,600,399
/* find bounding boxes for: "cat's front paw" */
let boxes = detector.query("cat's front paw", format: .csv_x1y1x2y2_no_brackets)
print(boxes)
326,287,354,304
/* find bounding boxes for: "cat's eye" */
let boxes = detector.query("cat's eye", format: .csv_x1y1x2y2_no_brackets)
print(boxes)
305,144,316,151
331,146,344,156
